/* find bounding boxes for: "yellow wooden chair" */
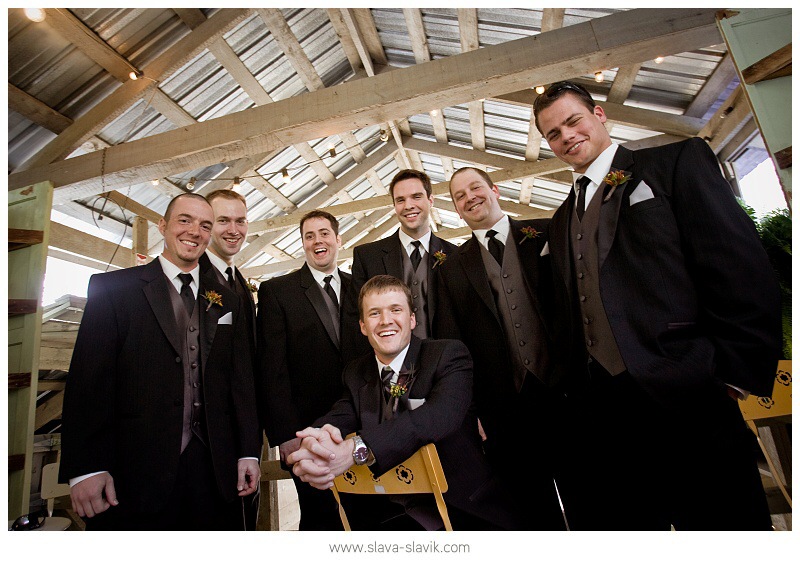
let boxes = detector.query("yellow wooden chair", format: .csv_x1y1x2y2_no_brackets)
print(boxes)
738,360,792,509
330,442,452,531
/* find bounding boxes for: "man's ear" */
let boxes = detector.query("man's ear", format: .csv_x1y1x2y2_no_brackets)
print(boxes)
594,105,607,124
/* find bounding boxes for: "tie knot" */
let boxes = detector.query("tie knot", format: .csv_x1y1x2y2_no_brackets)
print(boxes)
323,275,333,286
577,176,591,191
381,366,395,384
411,240,421,250
487,229,499,241
178,273,193,288
225,266,233,277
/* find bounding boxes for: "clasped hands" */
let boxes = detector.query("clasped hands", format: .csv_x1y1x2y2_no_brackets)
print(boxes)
286,424,356,490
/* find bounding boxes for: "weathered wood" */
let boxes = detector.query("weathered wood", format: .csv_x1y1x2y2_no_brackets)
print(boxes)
35,392,65,430
9,299,39,316
8,83,73,134
8,228,44,251
741,42,792,84
8,373,32,389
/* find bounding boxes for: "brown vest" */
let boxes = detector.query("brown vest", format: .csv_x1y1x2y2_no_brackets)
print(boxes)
570,189,626,375
481,237,550,391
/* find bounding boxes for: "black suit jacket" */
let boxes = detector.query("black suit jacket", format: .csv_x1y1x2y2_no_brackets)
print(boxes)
256,263,352,446
548,139,782,405
434,217,557,447
342,230,457,362
59,258,261,513
316,336,516,529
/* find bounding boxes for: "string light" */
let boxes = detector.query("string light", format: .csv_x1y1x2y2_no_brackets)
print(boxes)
151,179,160,186
594,71,605,83
129,70,143,81
379,129,389,142
328,145,336,158
430,109,439,117
281,168,291,184
187,177,196,190
232,177,241,188
654,56,665,64
535,85,545,94
24,8,46,22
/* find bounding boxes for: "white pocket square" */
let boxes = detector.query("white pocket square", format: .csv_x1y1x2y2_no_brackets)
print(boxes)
629,181,655,206
540,241,550,256
408,398,426,410
217,312,233,325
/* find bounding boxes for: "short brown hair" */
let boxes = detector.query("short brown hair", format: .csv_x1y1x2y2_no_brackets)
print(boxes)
163,193,209,221
449,167,494,196
299,209,339,236
358,275,413,321
532,81,596,134
389,169,433,199
206,189,247,207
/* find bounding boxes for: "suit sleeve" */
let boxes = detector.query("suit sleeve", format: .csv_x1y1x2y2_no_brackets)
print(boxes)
432,265,463,341
229,293,262,458
340,246,372,362
360,341,473,475
59,274,119,481
672,138,781,394
256,282,302,446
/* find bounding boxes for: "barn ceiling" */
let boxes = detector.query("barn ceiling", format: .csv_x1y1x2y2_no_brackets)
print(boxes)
7,8,765,281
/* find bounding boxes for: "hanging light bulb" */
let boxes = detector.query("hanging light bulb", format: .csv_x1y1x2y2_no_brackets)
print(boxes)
594,71,604,83
232,177,241,188
281,168,291,184
24,8,46,22
379,129,389,142
151,178,160,186
129,70,143,81
535,85,545,95
328,145,336,158
187,177,196,190
654,56,665,64
430,109,439,117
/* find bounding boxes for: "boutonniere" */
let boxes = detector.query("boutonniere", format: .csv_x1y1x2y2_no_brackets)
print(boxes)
390,364,418,412
246,278,258,293
432,250,447,269
519,226,541,245
602,169,632,202
202,290,223,311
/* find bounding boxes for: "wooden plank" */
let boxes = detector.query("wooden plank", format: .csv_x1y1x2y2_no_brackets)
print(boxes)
35,392,65,430
8,228,44,251
774,146,791,170
10,9,722,200
38,381,67,392
9,299,39,316
741,42,792,84
49,222,134,270
39,346,73,371
684,52,737,118
8,372,32,389
8,83,73,134
102,191,163,225
9,454,26,472
258,9,326,91
541,8,566,32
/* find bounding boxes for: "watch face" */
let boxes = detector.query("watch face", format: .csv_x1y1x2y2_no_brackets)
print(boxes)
353,438,369,465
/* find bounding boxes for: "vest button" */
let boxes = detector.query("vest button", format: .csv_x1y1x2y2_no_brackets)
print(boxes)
584,317,591,325
524,359,530,365
193,421,200,427
193,402,201,407
413,281,419,285
511,305,517,310
515,323,521,328
506,288,513,294
193,382,199,388
189,326,197,332
580,295,586,302
577,253,583,260
175,357,181,363
586,339,594,347
502,274,509,278
577,233,583,240
191,362,198,369
578,273,584,279
519,340,525,346
190,345,196,351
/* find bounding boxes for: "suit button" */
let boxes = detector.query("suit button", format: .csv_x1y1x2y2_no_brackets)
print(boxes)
175,356,181,363
580,296,586,302
413,281,419,285
524,359,530,365
193,382,200,388
515,323,521,328
511,305,517,310
503,274,509,278
193,421,200,427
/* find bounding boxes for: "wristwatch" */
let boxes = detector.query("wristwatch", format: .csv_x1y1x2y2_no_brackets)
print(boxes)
351,435,371,466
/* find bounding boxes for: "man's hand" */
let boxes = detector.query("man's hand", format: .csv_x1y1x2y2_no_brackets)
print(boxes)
70,472,118,518
287,425,356,490
237,459,261,496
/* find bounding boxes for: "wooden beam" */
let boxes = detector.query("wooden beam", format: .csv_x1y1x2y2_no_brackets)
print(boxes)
18,8,250,171
541,8,566,32
11,9,722,200
258,9,326,92
39,347,73,371
8,83,72,134
8,373,32,389
741,42,792,84
684,52,737,118
459,9,486,153
35,392,64,430
607,64,642,104
102,191,163,225
49,222,134,270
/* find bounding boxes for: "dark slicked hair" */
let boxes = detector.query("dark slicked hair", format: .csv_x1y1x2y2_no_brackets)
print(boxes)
389,169,433,199
358,275,413,321
299,209,339,236
163,193,210,221
206,189,247,207
532,81,597,134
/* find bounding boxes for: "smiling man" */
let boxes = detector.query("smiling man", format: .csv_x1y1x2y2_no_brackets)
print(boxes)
433,167,565,530
288,275,518,531
255,209,352,530
59,193,261,530
342,169,456,362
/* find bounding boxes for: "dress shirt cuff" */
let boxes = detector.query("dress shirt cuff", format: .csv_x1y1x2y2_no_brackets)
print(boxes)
239,457,259,462
69,471,108,487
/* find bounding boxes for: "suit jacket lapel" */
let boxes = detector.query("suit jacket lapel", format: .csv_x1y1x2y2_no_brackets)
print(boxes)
398,336,423,411
426,234,446,320
234,268,257,344
356,355,382,430
141,260,182,356
382,232,405,278
199,271,233,371
461,235,500,322
300,263,340,349
598,146,636,268
550,193,575,291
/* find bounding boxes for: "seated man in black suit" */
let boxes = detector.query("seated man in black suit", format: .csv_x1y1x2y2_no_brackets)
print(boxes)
287,275,518,531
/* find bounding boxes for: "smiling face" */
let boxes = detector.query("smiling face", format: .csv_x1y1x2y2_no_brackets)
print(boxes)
208,197,248,265
536,92,612,174
301,216,341,274
359,288,416,365
158,195,214,271
392,177,434,237
449,168,504,231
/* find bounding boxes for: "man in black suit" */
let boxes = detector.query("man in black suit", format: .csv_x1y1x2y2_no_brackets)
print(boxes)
201,188,259,529
434,166,565,530
342,169,457,362
256,210,351,530
533,81,782,530
59,193,261,530
288,275,518,531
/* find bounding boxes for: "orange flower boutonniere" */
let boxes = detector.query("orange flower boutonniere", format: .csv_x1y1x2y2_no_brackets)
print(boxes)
246,279,258,293
432,250,447,269
519,226,541,245
202,290,223,311
603,169,632,202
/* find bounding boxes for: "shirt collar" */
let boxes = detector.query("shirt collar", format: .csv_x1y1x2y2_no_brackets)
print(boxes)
308,265,340,288
397,229,432,254
375,342,411,381
572,143,619,193
158,255,200,288
474,214,510,248
205,250,234,278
